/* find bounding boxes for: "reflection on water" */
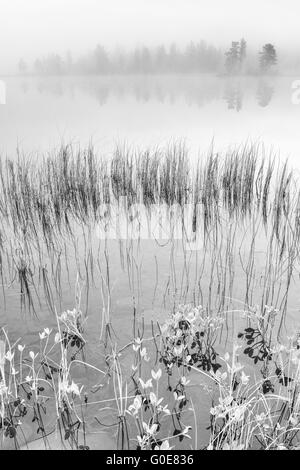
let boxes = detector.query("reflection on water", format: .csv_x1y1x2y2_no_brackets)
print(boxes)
1,74,299,166
17,75,277,110
256,79,274,107
223,79,243,111
0,75,299,449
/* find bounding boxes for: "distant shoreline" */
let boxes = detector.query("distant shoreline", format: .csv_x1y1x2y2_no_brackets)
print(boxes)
0,72,297,79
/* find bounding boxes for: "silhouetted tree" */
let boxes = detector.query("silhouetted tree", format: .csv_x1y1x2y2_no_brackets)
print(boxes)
225,42,240,74
259,44,277,73
239,39,247,68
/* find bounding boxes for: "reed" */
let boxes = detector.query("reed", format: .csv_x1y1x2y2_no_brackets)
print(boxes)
0,141,299,342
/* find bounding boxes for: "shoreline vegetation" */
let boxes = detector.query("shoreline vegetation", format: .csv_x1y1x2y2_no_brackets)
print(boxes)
0,141,298,325
15,39,285,77
1,142,300,450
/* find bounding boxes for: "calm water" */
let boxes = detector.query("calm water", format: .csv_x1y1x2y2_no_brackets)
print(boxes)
1,74,300,448
1,75,300,165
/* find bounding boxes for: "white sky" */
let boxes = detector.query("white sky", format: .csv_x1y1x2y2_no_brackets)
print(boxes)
1,0,300,72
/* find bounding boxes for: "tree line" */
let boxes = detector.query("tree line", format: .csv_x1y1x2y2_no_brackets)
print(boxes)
225,39,277,75
18,42,223,76
17,40,278,76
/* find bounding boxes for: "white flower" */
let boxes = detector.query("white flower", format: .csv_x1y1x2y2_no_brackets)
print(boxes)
133,338,142,352
240,370,250,385
18,344,25,352
140,347,149,362
174,392,185,402
151,369,162,381
68,381,81,396
162,404,171,415
60,378,82,396
149,392,163,407
128,395,142,415
139,378,153,389
210,406,219,417
142,422,158,436
39,328,52,340
11,367,18,376
214,370,227,383
182,426,192,438
5,351,14,362
29,351,36,361
54,333,61,344
155,440,173,450
180,376,190,386
30,381,37,392
233,405,246,422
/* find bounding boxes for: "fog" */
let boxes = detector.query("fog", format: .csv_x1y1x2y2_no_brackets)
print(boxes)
1,0,300,74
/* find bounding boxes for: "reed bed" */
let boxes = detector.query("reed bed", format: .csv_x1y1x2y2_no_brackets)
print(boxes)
0,142,298,320
1,142,300,450
0,142,295,239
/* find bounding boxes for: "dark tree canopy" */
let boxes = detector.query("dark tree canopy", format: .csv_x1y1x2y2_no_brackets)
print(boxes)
259,44,277,72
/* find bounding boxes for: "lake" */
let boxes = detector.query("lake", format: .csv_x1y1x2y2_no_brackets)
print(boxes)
1,74,300,166
1,74,300,449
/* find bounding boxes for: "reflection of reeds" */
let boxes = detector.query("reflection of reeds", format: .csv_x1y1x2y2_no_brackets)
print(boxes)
0,143,296,238
0,142,298,329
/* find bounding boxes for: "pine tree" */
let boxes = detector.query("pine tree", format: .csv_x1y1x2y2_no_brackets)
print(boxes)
239,39,247,66
225,42,240,75
259,44,277,73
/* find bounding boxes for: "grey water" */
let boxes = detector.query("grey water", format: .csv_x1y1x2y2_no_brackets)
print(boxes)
1,74,300,447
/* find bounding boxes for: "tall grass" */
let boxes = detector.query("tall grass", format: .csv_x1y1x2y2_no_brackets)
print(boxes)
0,142,299,331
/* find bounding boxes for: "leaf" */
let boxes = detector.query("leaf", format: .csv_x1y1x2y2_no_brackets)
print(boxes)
9,426,16,439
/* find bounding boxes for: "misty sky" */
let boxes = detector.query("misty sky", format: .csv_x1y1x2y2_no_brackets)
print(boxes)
1,0,299,73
